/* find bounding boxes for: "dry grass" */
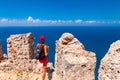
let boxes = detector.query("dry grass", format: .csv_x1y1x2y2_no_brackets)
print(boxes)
0,70,42,80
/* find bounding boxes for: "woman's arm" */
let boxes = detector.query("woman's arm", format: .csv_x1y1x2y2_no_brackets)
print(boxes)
44,45,48,56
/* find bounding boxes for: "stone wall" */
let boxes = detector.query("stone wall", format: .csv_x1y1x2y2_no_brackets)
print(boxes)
0,40,3,59
99,40,120,80
7,32,34,59
55,33,96,80
0,33,37,71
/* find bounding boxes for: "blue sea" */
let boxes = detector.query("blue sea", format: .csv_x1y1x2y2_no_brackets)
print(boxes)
0,26,120,80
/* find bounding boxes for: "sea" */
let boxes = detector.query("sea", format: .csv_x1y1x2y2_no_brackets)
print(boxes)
0,26,120,80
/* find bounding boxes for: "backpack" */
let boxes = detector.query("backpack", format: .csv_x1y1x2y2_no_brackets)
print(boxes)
35,44,45,60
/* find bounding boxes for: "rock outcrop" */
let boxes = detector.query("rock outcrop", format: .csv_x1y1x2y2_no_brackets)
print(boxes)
0,40,3,59
55,33,96,80
99,40,120,80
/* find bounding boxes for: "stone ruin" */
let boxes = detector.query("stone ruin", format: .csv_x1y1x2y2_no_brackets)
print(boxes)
0,32,97,80
7,32,34,59
0,32,54,80
0,33,39,72
1,32,120,80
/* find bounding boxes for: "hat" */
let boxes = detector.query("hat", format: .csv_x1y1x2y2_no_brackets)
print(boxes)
40,35,45,40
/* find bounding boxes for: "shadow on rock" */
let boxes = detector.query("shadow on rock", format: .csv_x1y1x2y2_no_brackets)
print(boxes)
47,67,54,80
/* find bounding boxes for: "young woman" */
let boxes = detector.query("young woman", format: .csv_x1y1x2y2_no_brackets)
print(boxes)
37,36,49,80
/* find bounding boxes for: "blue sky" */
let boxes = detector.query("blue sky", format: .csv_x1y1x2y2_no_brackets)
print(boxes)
0,0,120,26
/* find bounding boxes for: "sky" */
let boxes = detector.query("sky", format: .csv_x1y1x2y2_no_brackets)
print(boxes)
0,0,120,26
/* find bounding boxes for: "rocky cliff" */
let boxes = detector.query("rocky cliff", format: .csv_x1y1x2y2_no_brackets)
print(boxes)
55,33,96,80
99,40,120,80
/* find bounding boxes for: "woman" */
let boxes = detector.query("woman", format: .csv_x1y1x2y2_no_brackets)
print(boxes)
37,35,49,80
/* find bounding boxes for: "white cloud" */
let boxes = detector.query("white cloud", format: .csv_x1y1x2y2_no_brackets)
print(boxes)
0,18,8,22
27,16,34,22
27,16,41,23
85,20,97,24
67,20,73,23
75,19,83,23
0,16,119,26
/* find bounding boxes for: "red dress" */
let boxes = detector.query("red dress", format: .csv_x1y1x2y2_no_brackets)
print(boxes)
39,56,48,65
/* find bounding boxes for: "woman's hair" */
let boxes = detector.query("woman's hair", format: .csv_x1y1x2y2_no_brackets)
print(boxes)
40,40,45,44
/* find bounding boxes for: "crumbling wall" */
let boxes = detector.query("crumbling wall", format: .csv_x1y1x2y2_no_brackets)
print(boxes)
0,33,37,72
7,32,34,59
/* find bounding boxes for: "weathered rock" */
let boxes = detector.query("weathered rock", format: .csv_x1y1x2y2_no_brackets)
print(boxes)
0,40,3,59
99,40,120,80
7,32,34,59
55,33,96,80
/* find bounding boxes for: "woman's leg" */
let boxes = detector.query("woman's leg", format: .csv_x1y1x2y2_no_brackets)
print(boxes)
42,64,47,80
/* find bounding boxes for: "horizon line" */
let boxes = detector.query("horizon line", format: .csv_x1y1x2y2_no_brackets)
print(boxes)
0,16,120,26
